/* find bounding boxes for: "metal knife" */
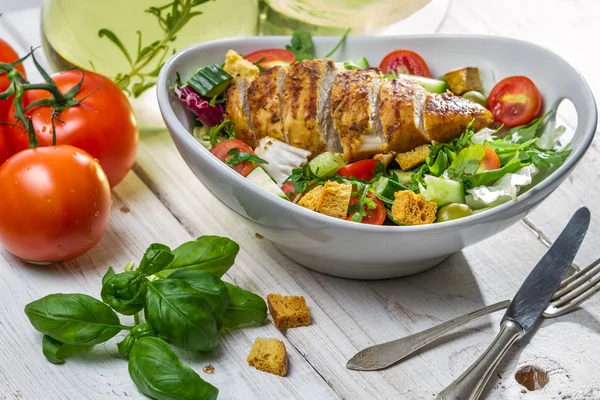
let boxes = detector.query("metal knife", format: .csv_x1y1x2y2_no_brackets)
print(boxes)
437,206,590,400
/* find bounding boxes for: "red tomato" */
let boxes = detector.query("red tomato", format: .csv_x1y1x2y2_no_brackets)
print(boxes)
379,50,430,77
4,70,138,187
210,139,256,177
346,192,386,225
281,181,300,202
337,159,379,181
476,146,501,173
0,145,111,263
0,133,12,166
0,38,26,121
488,76,542,127
244,49,296,69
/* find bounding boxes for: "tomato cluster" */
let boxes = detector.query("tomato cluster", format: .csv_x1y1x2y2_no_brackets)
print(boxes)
0,39,139,263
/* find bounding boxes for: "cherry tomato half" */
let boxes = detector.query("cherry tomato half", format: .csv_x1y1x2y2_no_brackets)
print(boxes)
244,49,296,69
281,181,300,202
0,145,111,263
337,159,379,181
0,38,26,121
379,50,430,77
210,139,256,177
476,146,501,173
488,76,542,127
346,192,386,225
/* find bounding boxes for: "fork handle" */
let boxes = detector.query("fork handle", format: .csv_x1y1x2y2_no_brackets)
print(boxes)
437,320,524,400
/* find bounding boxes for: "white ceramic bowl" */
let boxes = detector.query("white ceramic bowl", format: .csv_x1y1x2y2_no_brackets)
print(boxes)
157,35,597,279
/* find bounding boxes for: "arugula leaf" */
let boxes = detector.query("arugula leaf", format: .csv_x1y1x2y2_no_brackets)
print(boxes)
209,120,235,147
522,147,572,169
286,31,314,61
446,145,486,180
226,148,268,166
466,154,527,187
503,110,553,144
343,57,369,70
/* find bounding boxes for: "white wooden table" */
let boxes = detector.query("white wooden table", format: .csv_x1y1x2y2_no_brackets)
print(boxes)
2,1,600,399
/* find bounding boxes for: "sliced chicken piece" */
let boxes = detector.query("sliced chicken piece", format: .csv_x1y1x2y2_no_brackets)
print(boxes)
247,66,287,143
282,59,335,155
318,60,342,153
331,69,385,161
379,78,431,154
422,93,494,143
225,78,256,147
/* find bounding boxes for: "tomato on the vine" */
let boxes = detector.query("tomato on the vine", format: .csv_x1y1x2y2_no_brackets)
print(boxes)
4,70,138,187
0,145,111,263
0,38,26,121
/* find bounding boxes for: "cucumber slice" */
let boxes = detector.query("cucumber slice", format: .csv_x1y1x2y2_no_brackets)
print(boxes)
397,74,447,94
373,177,406,202
308,152,346,178
186,64,232,98
420,175,465,206
246,168,288,200
390,170,415,186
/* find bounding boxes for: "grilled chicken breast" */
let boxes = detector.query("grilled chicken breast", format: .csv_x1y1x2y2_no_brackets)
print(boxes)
225,58,494,161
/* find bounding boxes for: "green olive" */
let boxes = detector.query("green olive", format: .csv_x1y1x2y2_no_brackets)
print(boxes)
436,203,474,223
462,91,488,107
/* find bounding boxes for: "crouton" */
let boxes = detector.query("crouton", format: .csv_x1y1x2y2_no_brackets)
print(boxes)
224,49,260,81
444,67,482,95
267,294,311,329
395,145,430,171
297,185,324,211
373,152,397,168
316,181,352,219
391,191,437,225
247,338,288,376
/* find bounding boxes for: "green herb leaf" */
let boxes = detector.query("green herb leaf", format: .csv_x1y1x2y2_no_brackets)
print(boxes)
155,236,240,279
220,283,267,329
138,243,175,275
209,120,235,147
24,294,124,345
343,57,369,70
129,337,219,400
286,31,314,61
225,148,268,166
324,28,351,58
42,335,68,365
131,81,156,98
169,270,230,317
447,145,486,180
145,279,219,351
466,154,526,187
504,110,553,144
102,267,116,286
101,272,148,315
118,323,158,358
99,29,133,66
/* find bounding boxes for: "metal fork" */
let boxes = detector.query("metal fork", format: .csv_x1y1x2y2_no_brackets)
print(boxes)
347,257,600,371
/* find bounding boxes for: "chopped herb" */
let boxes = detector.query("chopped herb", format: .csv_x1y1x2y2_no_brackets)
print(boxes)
343,57,369,70
286,31,315,61
348,182,370,223
226,148,268,166
209,120,235,147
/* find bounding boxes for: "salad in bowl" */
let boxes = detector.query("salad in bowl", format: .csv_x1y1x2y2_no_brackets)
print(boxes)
174,32,571,227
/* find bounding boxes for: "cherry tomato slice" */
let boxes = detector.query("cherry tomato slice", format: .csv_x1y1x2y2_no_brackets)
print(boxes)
488,76,542,127
244,49,296,69
281,181,300,202
476,146,501,173
337,159,379,181
210,139,256,177
379,50,430,77
346,192,386,225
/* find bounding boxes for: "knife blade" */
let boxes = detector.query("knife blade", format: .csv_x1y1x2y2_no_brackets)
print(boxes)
503,206,590,333
437,206,590,400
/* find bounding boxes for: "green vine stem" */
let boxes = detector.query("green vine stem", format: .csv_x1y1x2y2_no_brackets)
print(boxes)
99,0,213,98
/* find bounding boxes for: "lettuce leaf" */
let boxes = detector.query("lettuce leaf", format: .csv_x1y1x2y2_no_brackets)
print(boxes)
466,164,539,209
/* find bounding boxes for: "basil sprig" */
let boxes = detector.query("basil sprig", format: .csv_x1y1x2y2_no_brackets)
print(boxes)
24,235,267,400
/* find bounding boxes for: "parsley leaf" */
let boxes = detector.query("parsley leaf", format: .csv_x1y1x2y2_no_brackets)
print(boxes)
324,28,351,58
286,31,314,61
226,148,268,166
209,120,235,147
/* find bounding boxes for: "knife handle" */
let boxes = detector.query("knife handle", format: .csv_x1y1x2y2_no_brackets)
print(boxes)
436,320,524,400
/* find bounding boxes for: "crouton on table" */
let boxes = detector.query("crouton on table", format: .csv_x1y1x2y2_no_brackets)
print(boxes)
247,338,288,376
267,294,311,329
395,145,430,171
392,191,437,225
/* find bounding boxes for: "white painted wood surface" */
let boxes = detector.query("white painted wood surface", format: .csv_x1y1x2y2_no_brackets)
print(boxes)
1,1,600,399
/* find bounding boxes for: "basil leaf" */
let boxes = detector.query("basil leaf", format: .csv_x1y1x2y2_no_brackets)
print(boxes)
225,148,268,166
129,337,218,400
169,270,230,317
220,283,267,329
101,272,148,315
156,236,240,279
286,31,314,61
118,324,157,358
138,243,174,275
102,267,116,285
42,335,67,364
25,294,123,345
145,279,218,351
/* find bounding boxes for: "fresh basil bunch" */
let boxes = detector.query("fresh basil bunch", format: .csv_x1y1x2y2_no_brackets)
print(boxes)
24,236,268,400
